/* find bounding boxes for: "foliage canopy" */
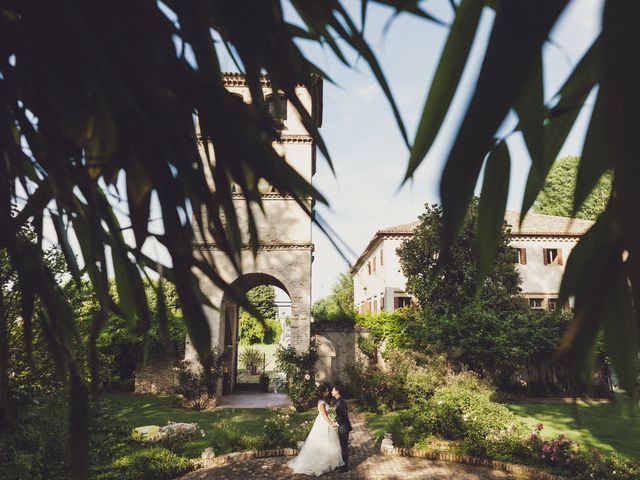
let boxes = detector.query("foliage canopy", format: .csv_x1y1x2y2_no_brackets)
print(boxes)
534,156,611,221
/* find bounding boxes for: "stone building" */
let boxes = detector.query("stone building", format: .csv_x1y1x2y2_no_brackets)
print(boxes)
352,210,594,312
186,73,322,397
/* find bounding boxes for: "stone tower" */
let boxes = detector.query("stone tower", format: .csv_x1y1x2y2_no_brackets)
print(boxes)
188,74,322,396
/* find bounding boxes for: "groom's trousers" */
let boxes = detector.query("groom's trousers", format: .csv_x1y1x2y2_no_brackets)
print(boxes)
338,426,350,467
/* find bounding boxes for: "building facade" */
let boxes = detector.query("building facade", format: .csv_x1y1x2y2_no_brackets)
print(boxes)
352,211,594,313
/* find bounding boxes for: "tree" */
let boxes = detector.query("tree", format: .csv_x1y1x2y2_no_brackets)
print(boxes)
311,270,355,323
396,200,577,389
397,199,520,315
534,156,612,221
238,285,280,345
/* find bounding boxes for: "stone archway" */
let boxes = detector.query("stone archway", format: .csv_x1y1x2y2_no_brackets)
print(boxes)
187,247,312,398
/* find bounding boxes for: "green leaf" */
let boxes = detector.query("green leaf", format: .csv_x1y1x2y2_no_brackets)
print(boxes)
126,163,152,250
573,90,609,216
515,53,544,172
51,212,81,283
476,141,510,291
111,244,138,329
440,0,569,249
406,0,485,180
520,36,602,219
602,265,637,396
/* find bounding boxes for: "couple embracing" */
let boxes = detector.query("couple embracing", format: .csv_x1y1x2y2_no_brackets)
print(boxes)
289,382,352,476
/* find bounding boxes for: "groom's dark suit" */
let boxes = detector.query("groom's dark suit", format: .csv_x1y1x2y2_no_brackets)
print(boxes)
335,397,352,468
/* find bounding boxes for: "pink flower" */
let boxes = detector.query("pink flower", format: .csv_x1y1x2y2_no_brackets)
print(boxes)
542,444,550,453
536,423,544,431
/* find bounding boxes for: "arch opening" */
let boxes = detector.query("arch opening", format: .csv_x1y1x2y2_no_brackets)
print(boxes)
220,273,292,395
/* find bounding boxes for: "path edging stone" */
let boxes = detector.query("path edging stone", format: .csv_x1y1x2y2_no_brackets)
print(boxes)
195,448,299,469
380,447,567,480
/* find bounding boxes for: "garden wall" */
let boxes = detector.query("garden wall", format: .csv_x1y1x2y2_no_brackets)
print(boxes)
312,322,369,384
134,353,176,393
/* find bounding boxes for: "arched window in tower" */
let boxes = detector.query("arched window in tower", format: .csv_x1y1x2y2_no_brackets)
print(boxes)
267,93,287,129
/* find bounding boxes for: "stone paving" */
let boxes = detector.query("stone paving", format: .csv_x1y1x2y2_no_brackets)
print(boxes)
181,408,521,480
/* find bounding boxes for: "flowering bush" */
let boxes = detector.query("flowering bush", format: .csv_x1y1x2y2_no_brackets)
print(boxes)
158,422,206,452
275,343,318,412
132,421,205,453
262,414,295,449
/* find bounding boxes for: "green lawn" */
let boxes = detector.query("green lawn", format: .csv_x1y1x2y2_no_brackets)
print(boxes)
105,393,314,458
506,402,640,462
362,402,640,463
362,410,400,442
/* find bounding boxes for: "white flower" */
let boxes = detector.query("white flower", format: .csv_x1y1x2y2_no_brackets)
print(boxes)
304,373,311,380
437,400,443,405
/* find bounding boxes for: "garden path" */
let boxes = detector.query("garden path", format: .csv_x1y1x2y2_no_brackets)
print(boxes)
217,392,291,409
180,409,520,479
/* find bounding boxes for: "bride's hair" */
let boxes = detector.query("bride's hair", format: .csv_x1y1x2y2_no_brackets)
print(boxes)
316,382,330,399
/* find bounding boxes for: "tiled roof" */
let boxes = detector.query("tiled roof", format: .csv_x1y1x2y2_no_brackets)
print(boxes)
504,210,594,236
378,221,420,234
351,211,594,274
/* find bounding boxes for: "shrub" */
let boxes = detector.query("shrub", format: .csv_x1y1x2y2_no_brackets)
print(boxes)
175,348,228,410
262,414,295,449
275,343,318,412
347,360,406,413
208,422,245,453
99,447,192,480
348,348,452,413
156,422,205,453
239,347,263,375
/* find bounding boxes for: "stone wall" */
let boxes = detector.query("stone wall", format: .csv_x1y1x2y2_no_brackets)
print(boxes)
134,353,176,394
312,323,368,384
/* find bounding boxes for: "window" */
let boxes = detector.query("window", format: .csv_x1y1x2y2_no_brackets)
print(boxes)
543,248,563,265
267,94,287,128
373,257,376,272
367,262,371,275
511,247,527,265
380,249,384,266
394,296,412,309
529,298,544,309
547,298,557,311
380,296,384,310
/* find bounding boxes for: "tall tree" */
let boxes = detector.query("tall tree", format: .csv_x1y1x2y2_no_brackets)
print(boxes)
534,156,612,221
397,199,520,316
238,285,280,345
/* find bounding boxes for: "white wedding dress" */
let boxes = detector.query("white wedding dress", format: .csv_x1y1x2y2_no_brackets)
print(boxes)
288,399,345,475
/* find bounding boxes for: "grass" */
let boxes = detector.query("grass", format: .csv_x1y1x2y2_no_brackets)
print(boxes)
361,410,400,443
506,401,640,462
362,402,640,463
105,393,315,458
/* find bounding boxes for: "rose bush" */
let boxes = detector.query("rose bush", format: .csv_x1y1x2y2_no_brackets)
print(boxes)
275,344,318,412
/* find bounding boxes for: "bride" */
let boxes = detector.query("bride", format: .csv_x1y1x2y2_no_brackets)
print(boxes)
288,383,344,475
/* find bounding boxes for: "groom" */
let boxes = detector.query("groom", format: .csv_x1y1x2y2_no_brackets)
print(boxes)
331,383,352,473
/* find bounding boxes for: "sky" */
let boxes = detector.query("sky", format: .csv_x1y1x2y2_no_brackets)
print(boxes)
264,0,605,300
